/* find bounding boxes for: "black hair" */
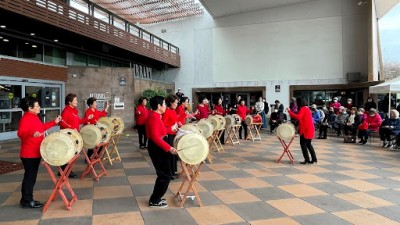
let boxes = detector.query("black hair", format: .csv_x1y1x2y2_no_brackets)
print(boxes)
150,96,165,110
165,95,179,107
296,97,308,108
20,97,39,112
138,97,147,104
214,97,222,105
180,97,189,105
199,95,207,102
87,97,96,107
65,93,77,105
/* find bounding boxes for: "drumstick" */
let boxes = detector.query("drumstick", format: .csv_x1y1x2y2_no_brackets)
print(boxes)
177,145,197,152
60,119,71,128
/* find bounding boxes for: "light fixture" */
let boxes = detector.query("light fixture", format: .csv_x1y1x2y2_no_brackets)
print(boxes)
32,45,37,48
30,33,35,36
0,36,3,39
3,39,9,42
54,39,58,42
0,25,5,28
358,0,368,6
25,42,29,45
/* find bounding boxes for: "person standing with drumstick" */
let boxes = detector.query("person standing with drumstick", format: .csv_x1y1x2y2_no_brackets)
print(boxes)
162,95,180,179
286,97,317,164
146,96,178,208
135,97,149,149
59,93,92,178
18,97,61,208
84,97,109,159
213,97,227,144
237,99,250,139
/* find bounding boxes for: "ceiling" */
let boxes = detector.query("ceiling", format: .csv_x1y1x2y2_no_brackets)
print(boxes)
90,0,204,24
198,0,313,18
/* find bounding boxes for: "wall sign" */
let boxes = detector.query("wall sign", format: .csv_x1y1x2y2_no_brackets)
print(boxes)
275,85,281,92
114,102,124,110
119,77,126,86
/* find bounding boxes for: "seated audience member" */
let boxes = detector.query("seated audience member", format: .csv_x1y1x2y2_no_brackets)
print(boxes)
334,106,349,137
311,106,321,126
344,107,360,136
318,107,336,139
358,108,382,145
269,108,281,133
380,109,400,148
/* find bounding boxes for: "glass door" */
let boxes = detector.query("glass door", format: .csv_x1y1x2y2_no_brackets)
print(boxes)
0,84,23,138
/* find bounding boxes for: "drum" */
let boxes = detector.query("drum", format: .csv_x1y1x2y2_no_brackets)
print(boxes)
60,128,83,153
110,116,125,135
207,116,221,132
179,124,202,135
196,119,214,138
214,115,226,129
174,133,209,165
225,115,235,128
253,114,262,123
232,114,242,124
80,123,112,149
98,117,114,132
40,131,82,166
245,115,253,126
276,122,296,142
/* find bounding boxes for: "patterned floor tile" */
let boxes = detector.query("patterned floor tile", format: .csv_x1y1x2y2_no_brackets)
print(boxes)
186,205,244,225
266,198,325,216
333,209,400,225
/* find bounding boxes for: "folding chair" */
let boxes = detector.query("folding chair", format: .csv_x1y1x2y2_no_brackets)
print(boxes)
80,142,109,181
42,153,81,213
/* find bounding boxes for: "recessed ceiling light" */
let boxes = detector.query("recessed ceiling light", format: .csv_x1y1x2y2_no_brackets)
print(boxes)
25,42,29,45
0,25,6,28
0,36,3,39
3,39,9,42
32,45,37,48
30,33,35,36
54,39,58,42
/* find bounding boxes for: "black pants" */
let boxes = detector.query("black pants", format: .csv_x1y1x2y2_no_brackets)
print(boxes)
344,125,357,136
319,124,328,138
239,121,248,139
167,134,177,176
300,135,317,162
219,130,225,144
380,128,395,141
137,125,147,147
270,122,280,133
148,138,172,204
21,157,41,202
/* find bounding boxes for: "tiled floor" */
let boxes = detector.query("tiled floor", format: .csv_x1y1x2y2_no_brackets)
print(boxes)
2,130,400,225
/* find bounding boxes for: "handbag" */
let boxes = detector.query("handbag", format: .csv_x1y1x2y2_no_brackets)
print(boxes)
344,135,356,143
358,121,368,130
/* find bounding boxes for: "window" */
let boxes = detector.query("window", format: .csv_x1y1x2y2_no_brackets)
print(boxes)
18,40,43,62
70,0,88,14
0,35,17,57
44,46,66,65
129,25,140,37
67,52,87,66
113,17,125,30
101,58,112,67
88,55,100,66
94,7,109,23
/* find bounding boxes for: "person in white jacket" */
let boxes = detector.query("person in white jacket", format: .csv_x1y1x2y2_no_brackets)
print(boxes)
255,97,266,129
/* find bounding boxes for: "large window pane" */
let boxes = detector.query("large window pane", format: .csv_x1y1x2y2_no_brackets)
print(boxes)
67,52,87,66
101,58,112,67
88,55,100,67
94,7,109,23
0,35,17,57
113,17,125,30
18,40,43,62
44,46,66,65
70,0,88,14
0,84,22,133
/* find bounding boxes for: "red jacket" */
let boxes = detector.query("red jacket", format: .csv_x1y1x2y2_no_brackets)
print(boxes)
289,106,315,139
135,104,149,125
366,114,382,131
84,108,107,125
213,105,226,116
18,112,56,158
162,108,178,135
175,105,186,126
196,105,209,120
237,105,250,120
60,106,87,131
146,111,171,152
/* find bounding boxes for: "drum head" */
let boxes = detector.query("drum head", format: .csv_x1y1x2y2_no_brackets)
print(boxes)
98,117,114,132
215,115,226,129
232,114,242,124
80,125,103,149
196,119,213,138
110,116,125,135
40,132,76,166
276,123,296,142
207,116,221,132
60,128,83,154
175,133,209,165
225,115,235,128
179,124,201,135
245,115,253,125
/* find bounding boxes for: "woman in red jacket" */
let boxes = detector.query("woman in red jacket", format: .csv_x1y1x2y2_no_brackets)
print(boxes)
18,97,61,208
162,95,179,179
358,108,382,145
213,97,227,144
287,97,317,164
195,96,210,120
176,97,189,126
59,93,91,178
146,96,178,208
84,97,109,158
135,97,149,149
237,100,250,139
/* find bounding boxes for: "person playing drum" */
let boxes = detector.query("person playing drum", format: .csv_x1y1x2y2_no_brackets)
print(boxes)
59,93,93,178
135,97,149,149
146,96,178,208
237,99,251,139
162,95,180,179
84,97,109,158
213,97,227,144
18,97,61,208
195,96,210,120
